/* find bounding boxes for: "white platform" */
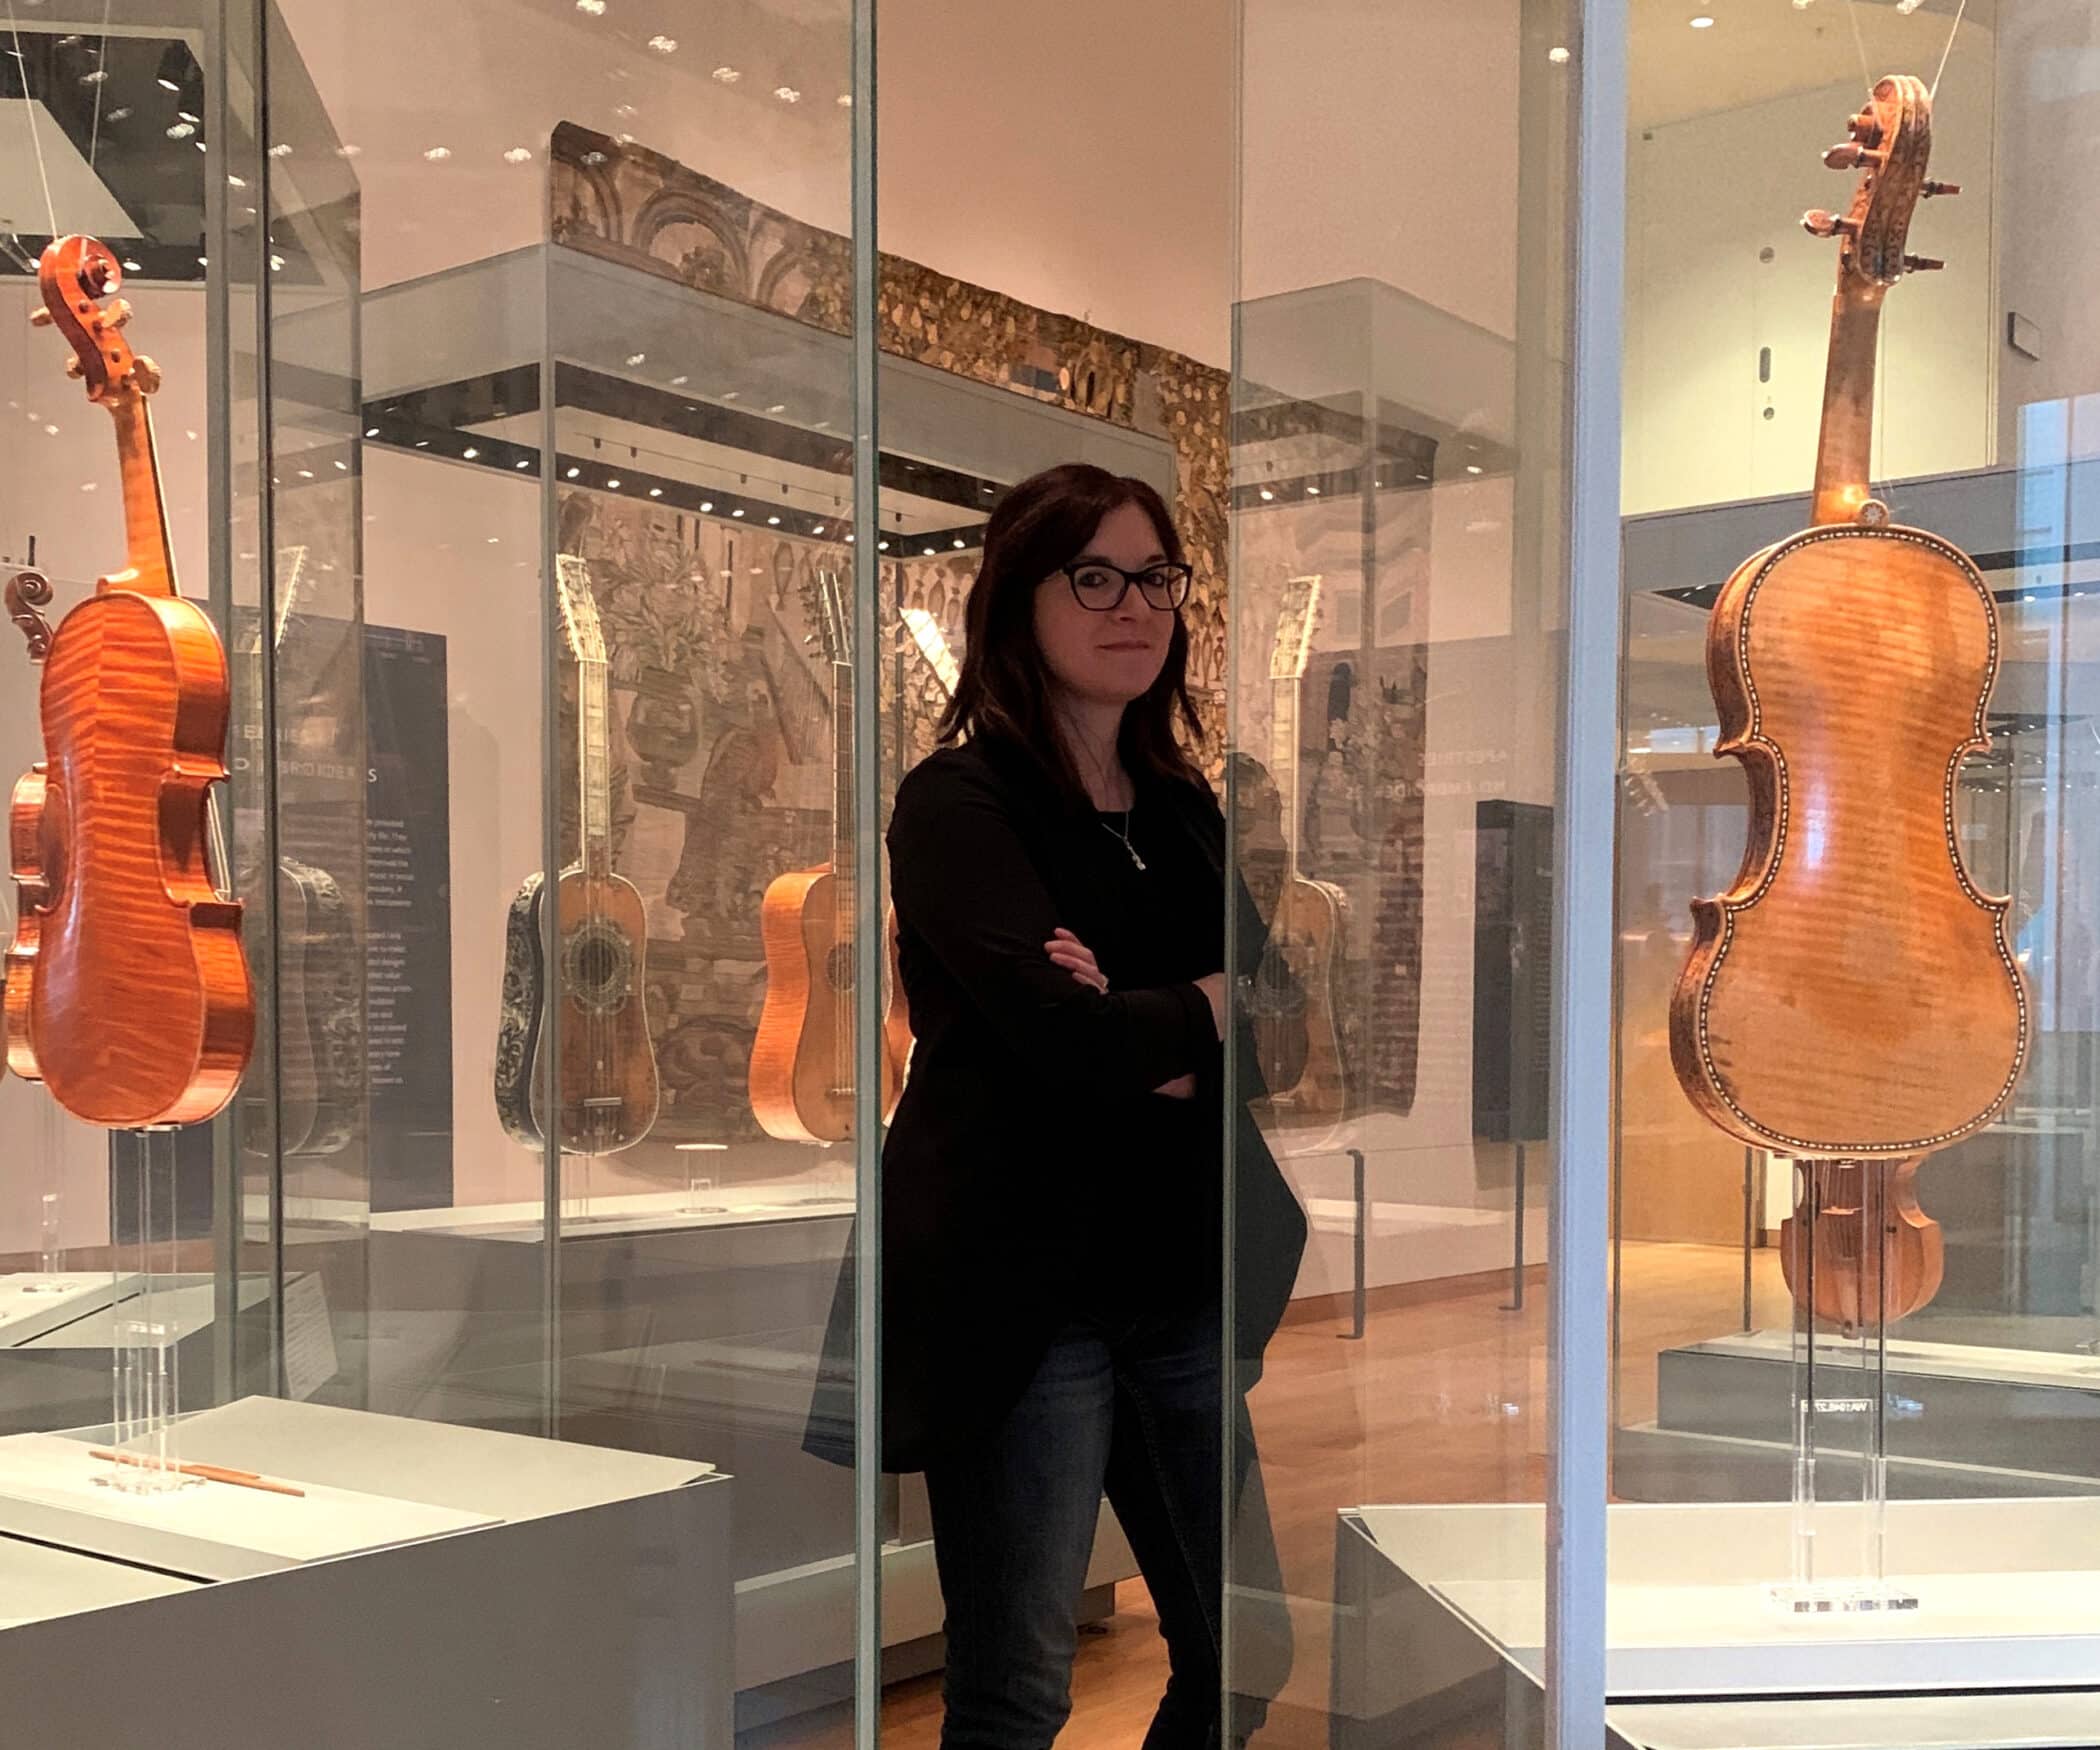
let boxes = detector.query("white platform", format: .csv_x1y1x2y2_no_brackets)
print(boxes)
368,1182,855,1242
0,1431,497,1577
1353,1499,2100,1697
1693,1327,2100,1391
0,1273,131,1347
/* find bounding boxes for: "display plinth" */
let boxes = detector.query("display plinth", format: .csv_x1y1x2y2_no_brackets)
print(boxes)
1334,1498,2100,1747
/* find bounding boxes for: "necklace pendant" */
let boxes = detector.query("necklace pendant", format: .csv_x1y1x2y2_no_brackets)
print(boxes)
1126,843,1147,873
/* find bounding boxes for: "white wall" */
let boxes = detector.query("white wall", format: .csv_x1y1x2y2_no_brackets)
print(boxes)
1623,65,1997,516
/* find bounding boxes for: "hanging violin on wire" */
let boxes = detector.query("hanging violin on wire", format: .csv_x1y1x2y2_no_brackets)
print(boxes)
1669,77,2027,1329
3,236,253,1128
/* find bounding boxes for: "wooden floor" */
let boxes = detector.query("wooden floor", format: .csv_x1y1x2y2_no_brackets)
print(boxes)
782,1239,1787,1748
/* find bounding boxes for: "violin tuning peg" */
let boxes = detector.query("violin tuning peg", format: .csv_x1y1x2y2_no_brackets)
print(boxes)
132,355,163,394
1801,208,1855,239
63,357,83,379
1823,141,1869,170
1903,254,1946,273
1922,180,1962,199
106,298,133,328
28,307,53,328
1848,111,1884,146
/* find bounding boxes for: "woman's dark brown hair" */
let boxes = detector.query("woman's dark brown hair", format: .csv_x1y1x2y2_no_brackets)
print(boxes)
937,462,1206,803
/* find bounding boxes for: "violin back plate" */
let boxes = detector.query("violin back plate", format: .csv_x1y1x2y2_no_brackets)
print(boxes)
1671,522,2028,1155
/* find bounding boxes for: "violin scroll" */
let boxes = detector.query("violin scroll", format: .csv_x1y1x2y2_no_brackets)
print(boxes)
1803,75,1947,288
35,237,158,409
6,569,54,662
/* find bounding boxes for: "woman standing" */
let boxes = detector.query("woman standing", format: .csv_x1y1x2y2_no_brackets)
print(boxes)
811,462,1303,1748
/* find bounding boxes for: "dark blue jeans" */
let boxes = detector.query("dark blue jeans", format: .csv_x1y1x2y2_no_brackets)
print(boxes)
923,1304,1284,1750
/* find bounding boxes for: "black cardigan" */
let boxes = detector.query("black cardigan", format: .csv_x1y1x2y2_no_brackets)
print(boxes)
806,735,1307,1474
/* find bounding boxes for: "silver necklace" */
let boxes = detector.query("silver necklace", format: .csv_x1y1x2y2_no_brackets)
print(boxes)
1101,808,1146,873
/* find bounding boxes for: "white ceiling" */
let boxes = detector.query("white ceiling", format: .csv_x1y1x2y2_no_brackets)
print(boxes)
1629,0,1998,130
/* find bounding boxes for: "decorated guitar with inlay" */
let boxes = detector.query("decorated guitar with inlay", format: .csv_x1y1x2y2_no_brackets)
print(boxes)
494,555,660,1154
4,237,252,1128
1668,77,2026,1328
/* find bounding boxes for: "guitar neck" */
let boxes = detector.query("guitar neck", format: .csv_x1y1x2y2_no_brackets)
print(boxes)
108,395,177,596
1271,675,1301,886
1810,274,1886,528
580,657,612,878
832,660,855,909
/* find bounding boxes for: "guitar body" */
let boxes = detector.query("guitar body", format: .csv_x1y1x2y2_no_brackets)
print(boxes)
1670,524,2027,1155
750,865,903,1144
1254,875,1348,1123
493,866,660,1153
13,589,252,1127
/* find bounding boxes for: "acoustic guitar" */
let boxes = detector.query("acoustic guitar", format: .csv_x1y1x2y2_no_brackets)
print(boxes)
4,237,253,1129
1669,77,2026,1328
750,570,903,1143
1249,574,1348,1125
493,555,661,1154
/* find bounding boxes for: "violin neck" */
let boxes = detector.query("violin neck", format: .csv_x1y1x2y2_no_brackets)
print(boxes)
1810,273,1886,529
107,394,177,597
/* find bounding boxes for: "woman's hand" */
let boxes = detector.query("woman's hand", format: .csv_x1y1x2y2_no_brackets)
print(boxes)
1045,927,1108,995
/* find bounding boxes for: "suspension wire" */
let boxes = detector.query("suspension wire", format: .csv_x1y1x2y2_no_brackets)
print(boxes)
1932,0,1971,100
5,0,59,237
86,0,113,166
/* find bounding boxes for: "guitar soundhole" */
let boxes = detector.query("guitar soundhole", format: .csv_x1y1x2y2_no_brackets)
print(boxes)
1247,939,1310,1019
563,917,636,1016
825,942,857,992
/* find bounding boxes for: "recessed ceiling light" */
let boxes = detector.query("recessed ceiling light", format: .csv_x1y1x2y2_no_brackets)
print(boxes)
845,534,856,544
158,75,181,92
575,0,606,13
516,459,530,470
423,145,451,161
923,546,937,556
878,541,890,551
503,146,533,164
712,66,741,84
669,374,689,386
566,466,581,479
227,173,247,189
952,539,966,549
813,524,826,535
196,254,209,267
176,109,200,124
731,508,745,518
106,106,131,121
269,254,286,272
1258,488,1274,502
649,487,664,498
606,477,622,489
774,86,801,104
269,142,293,158
700,501,714,512
767,515,781,525
335,144,360,159
1689,14,1715,27
122,258,142,272
648,34,676,53
766,403,786,414
462,446,479,459
166,120,195,140
625,352,646,366
1549,45,1571,64
1466,463,1484,475
365,426,380,437
1308,484,1322,495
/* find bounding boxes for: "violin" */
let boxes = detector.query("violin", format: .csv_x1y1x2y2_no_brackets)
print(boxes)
1668,78,2027,1329
2,237,253,1128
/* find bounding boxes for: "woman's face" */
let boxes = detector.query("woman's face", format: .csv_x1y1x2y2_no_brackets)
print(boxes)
1031,500,1177,710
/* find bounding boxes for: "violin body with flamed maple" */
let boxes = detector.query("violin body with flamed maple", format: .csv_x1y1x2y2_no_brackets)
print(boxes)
1669,77,2026,1329
3,236,252,1128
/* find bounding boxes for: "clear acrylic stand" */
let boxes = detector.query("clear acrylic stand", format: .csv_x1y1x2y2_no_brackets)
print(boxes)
1769,1157,1918,1617
675,1142,728,1215
21,1092,68,1295
104,1126,196,1495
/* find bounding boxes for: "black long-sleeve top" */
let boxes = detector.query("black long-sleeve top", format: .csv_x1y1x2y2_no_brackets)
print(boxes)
805,732,1307,1473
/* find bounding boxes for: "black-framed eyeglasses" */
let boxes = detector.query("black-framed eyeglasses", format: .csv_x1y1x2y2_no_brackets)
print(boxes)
1059,561,1193,612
